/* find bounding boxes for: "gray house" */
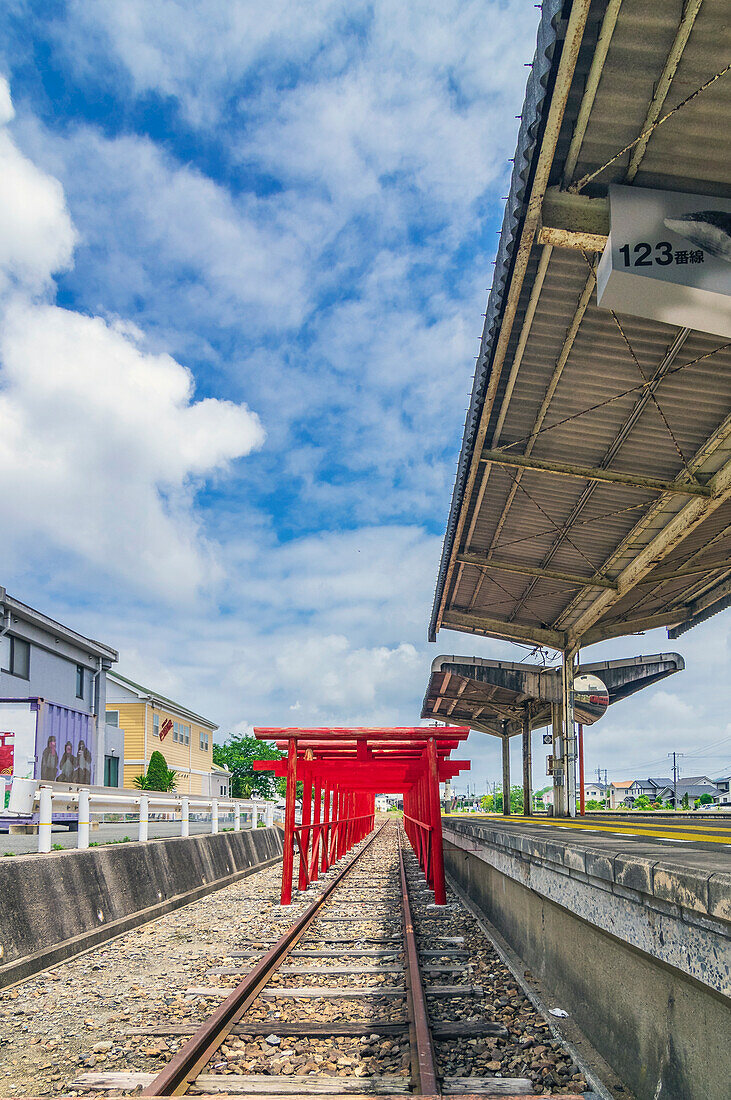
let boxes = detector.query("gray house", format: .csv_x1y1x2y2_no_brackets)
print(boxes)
628,778,673,802
656,776,719,807
0,587,121,788
714,777,730,806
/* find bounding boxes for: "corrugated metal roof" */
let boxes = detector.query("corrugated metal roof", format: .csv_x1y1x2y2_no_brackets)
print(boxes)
430,0,731,650
421,651,684,736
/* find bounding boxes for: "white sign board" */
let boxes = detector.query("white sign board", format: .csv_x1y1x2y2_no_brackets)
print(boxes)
0,702,37,778
597,185,731,337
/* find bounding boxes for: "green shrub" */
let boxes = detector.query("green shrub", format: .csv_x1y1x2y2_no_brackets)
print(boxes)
134,750,178,792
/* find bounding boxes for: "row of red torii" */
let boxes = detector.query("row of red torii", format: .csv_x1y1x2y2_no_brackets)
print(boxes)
254,726,471,905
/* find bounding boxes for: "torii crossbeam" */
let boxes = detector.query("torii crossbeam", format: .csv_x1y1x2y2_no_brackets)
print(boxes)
254,726,470,905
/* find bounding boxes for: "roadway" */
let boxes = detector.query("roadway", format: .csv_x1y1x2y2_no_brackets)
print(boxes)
445,812,731,873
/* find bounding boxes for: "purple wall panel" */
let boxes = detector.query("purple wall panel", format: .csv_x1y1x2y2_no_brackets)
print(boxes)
35,702,94,785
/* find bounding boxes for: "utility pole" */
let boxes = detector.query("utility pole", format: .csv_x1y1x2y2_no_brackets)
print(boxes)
668,752,685,806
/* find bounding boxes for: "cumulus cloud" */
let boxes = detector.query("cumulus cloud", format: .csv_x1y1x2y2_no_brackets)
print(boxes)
0,75,76,291
0,83,265,599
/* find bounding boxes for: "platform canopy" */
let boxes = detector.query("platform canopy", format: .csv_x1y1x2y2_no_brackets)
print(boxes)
430,0,731,652
422,652,684,738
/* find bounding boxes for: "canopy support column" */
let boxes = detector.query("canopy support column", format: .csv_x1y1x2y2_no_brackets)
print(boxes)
522,704,532,816
562,648,578,818
501,724,511,815
551,702,566,816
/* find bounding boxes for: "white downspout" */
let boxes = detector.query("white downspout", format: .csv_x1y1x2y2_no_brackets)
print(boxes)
92,657,103,785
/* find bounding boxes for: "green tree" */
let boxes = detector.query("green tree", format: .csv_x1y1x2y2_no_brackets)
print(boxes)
490,786,524,813
696,793,714,806
634,795,654,810
213,736,283,799
681,792,690,809
134,750,178,791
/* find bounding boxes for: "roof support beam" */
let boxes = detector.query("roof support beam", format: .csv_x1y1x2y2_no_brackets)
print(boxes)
562,0,624,186
568,454,731,646
478,448,711,497
638,556,731,583
539,187,609,251
442,609,566,650
625,0,704,181
457,551,618,590
474,266,598,599
582,609,690,646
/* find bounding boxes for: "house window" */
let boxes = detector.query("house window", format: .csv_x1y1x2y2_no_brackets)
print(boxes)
107,711,119,727
182,724,190,745
200,731,209,752
4,636,30,679
76,664,84,698
153,713,160,738
173,721,179,743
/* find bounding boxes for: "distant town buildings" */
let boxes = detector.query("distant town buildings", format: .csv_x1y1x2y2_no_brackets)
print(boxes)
0,584,234,801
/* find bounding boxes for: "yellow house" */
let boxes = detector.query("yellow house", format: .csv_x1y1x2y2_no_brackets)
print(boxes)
106,671,218,795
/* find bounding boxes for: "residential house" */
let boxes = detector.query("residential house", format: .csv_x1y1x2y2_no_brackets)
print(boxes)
714,777,730,806
628,778,672,803
206,763,232,798
609,780,635,809
106,672,218,795
583,781,608,803
655,776,719,807
0,587,121,788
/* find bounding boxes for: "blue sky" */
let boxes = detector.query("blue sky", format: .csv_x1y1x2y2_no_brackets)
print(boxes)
1,0,730,791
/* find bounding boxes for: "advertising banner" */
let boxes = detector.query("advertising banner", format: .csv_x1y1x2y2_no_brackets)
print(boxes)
36,701,95,785
597,185,731,337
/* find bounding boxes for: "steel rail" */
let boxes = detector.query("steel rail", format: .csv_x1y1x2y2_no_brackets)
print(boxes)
398,830,439,1097
141,822,386,1096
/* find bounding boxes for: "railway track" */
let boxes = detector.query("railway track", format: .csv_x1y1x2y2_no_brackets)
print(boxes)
72,821,590,1099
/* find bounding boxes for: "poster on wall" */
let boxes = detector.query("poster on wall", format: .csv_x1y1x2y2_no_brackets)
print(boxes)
597,184,731,337
36,701,94,785
0,699,95,785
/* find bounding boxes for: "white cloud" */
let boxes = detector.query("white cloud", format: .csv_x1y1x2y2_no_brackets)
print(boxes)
0,298,265,598
0,84,265,600
53,1,538,225
0,76,76,292
13,121,318,336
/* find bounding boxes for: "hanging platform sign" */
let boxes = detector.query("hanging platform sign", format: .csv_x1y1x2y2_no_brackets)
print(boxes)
597,185,731,337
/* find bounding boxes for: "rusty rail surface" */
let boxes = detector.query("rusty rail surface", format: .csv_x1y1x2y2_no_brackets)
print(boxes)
141,823,386,1096
398,829,438,1096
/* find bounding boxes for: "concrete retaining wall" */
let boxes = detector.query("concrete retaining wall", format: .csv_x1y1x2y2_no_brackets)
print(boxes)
0,827,282,988
443,822,731,1100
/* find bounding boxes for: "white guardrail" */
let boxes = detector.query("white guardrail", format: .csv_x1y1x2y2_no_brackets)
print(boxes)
5,778,281,854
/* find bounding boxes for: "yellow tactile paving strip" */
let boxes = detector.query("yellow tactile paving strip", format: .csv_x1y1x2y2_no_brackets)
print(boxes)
446,813,731,845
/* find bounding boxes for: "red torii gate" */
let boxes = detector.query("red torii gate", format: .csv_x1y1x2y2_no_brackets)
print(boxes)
254,727,470,905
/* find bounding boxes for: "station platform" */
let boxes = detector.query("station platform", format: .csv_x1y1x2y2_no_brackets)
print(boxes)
441,813,731,1100
445,812,731,869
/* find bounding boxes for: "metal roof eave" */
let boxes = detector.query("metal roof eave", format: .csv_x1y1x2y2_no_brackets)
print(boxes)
428,0,567,642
